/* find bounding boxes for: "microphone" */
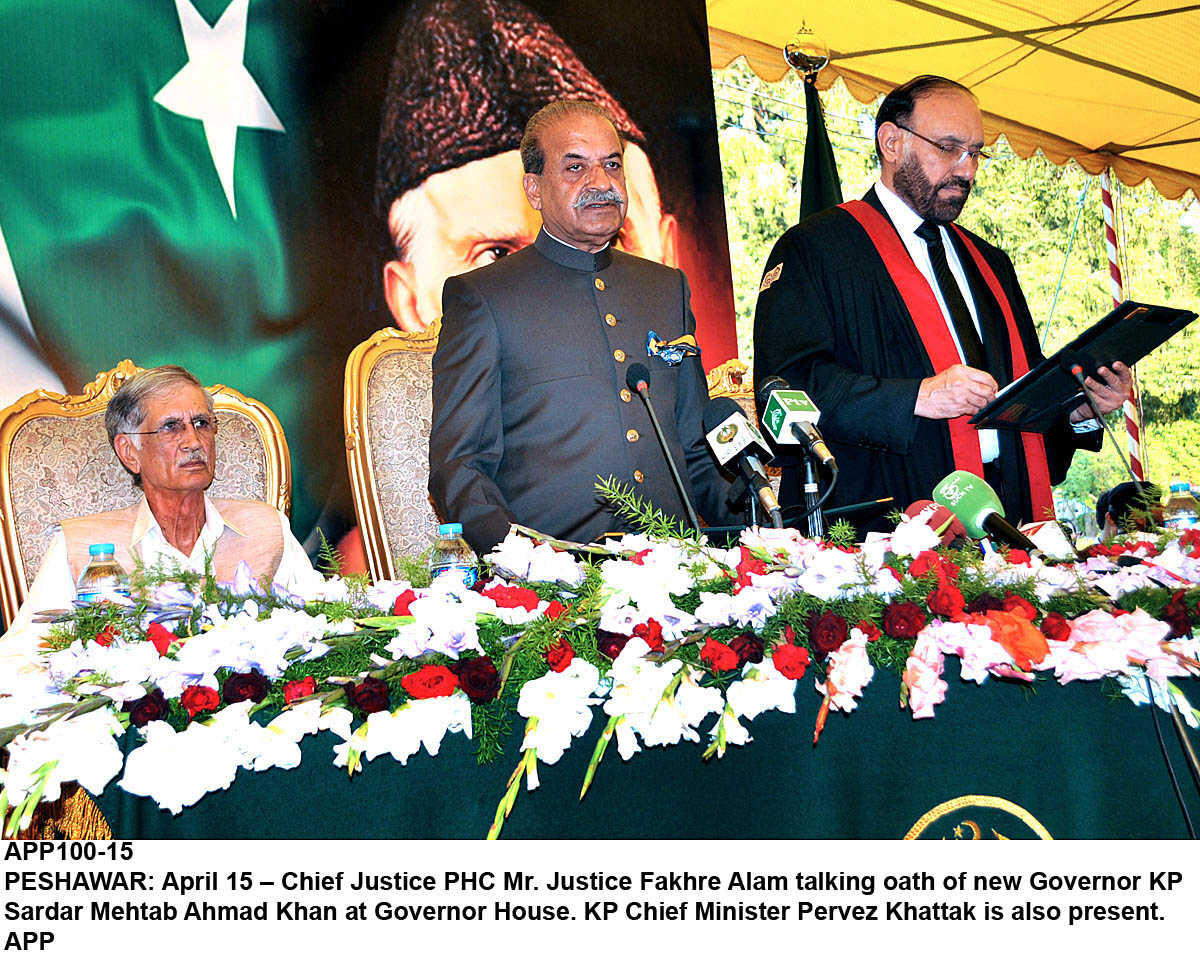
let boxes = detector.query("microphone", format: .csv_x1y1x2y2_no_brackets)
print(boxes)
931,470,1040,553
625,363,701,530
903,499,968,547
701,396,783,528
756,376,836,469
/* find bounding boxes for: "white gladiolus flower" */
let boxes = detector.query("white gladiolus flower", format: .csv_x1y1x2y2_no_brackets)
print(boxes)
517,660,602,767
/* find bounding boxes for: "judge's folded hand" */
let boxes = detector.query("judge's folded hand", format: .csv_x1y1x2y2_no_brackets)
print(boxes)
1068,361,1133,423
915,364,997,419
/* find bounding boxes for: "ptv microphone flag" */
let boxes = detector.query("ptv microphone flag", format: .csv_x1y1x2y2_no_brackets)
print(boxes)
760,388,820,445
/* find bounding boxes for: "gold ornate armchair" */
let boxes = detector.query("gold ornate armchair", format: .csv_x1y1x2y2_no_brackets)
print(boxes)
344,329,443,583
0,360,291,625
706,358,782,495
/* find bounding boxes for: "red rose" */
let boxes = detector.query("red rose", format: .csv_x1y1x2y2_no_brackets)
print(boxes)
1039,612,1072,643
400,664,458,700
597,630,630,660
856,619,882,642
808,610,849,657
883,601,926,638
1163,591,1193,639
907,550,941,579
783,624,796,643
1001,593,1037,622
483,584,541,611
927,583,967,619
546,639,574,673
544,600,567,620
734,546,768,591
283,676,317,704
125,688,169,728
451,657,500,703
146,622,175,656
729,632,764,664
700,637,739,671
965,593,1004,615
94,626,118,647
1006,549,1031,566
180,685,219,718
223,670,269,704
633,618,665,652
346,676,391,713
772,642,810,679
392,589,419,616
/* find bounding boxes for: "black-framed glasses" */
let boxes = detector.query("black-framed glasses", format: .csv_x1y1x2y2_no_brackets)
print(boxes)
123,415,218,440
895,123,991,166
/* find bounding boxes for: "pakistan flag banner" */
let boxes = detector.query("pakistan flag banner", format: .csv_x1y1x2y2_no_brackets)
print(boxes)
0,0,347,544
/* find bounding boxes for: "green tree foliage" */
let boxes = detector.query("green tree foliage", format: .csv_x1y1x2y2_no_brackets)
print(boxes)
713,62,1200,526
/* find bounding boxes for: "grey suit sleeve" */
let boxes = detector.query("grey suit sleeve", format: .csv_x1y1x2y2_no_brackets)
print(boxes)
674,271,737,527
428,274,519,554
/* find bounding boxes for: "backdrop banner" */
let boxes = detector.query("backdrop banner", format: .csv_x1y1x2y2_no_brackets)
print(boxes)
0,0,737,566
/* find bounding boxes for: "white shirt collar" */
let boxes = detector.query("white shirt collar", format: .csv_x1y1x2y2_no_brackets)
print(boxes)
873,181,928,238
130,494,244,564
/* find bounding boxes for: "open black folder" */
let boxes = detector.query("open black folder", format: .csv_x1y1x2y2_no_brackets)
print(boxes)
971,300,1197,433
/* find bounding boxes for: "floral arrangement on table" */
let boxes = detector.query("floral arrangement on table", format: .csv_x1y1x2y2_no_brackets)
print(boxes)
3,496,1200,839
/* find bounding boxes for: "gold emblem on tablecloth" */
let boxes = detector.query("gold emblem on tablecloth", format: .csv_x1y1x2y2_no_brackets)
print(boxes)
905,795,1053,840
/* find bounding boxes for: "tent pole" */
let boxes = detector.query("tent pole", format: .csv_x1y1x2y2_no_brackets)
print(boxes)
1101,170,1146,480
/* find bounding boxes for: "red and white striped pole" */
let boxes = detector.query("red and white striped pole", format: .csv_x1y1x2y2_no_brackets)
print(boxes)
1100,171,1144,480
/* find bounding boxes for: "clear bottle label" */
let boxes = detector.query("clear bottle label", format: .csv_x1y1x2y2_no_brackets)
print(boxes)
431,563,478,588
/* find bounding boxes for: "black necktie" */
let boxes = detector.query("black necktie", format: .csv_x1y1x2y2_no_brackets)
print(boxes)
915,221,985,369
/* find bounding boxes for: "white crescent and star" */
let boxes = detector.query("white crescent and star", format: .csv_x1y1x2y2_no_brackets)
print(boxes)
153,0,284,218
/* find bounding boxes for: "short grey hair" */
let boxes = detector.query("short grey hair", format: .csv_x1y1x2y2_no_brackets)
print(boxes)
519,100,622,174
106,365,214,486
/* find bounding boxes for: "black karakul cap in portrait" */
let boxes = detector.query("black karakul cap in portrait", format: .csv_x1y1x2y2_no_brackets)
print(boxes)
375,0,646,216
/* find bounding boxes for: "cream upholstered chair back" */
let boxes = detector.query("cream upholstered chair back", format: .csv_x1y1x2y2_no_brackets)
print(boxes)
0,360,291,624
344,328,443,583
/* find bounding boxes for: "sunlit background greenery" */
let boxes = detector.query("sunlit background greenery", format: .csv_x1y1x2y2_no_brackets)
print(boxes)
712,62,1200,533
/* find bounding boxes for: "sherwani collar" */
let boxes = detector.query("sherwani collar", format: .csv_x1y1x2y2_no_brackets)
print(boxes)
534,228,613,272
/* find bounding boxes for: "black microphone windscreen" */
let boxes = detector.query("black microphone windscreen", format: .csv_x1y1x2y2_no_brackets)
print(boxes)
755,375,789,407
702,395,743,433
625,363,651,392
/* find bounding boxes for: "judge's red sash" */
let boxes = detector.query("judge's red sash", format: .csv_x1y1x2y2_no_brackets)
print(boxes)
842,199,1053,518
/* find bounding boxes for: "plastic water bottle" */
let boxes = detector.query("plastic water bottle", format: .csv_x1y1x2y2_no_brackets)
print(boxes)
75,543,131,602
1162,481,1200,530
429,523,478,588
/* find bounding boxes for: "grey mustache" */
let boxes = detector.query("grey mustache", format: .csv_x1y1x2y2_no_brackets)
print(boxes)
572,188,624,209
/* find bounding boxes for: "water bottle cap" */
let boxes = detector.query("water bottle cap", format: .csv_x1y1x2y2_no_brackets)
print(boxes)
88,543,116,555
438,523,463,536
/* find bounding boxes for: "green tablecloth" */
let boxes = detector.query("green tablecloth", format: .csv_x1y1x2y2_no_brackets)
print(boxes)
94,664,1200,839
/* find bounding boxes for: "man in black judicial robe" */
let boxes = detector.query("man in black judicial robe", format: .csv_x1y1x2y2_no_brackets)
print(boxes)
754,75,1132,532
429,101,734,554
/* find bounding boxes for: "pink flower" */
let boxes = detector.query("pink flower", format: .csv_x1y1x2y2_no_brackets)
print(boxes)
902,633,947,719
816,632,874,713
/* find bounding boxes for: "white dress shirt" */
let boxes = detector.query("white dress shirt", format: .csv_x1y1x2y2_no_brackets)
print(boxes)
873,181,1000,463
0,495,323,664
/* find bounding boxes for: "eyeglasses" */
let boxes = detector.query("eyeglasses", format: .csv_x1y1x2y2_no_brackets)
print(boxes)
123,415,218,440
895,123,991,166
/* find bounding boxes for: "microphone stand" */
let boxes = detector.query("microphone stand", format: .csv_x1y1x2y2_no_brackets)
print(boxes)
633,383,701,531
726,475,760,527
801,449,825,538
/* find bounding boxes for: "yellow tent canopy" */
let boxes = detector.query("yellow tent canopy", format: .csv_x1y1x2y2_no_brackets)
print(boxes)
708,1,1200,200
